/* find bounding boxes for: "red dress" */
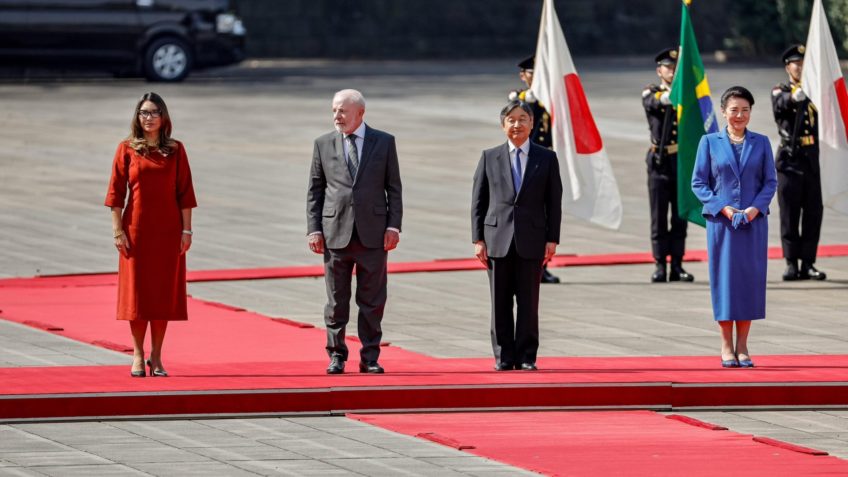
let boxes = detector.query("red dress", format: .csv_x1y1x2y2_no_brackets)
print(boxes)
105,140,197,321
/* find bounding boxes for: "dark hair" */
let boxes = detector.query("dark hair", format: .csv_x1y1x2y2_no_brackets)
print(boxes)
128,92,176,154
500,100,534,124
720,86,755,110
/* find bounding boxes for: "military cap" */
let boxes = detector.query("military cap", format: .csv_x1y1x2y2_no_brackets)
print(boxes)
655,47,678,66
517,55,535,70
782,44,805,64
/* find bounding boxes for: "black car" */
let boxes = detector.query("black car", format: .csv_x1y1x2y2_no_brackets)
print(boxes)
0,0,246,81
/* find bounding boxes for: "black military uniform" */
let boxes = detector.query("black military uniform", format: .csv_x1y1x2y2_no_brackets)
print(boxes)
510,55,558,283
511,56,552,149
771,45,826,281
642,48,693,282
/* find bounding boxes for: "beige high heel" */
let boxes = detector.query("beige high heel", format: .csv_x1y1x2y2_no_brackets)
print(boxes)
146,359,168,377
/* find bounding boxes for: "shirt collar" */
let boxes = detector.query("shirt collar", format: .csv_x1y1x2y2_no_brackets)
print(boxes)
346,122,366,140
508,139,530,156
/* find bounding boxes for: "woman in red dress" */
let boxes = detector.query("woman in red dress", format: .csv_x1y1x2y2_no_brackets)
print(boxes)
105,92,197,377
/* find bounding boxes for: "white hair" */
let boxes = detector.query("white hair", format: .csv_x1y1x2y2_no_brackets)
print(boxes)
333,89,366,107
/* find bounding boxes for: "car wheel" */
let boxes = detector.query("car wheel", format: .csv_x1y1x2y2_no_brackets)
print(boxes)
144,37,192,82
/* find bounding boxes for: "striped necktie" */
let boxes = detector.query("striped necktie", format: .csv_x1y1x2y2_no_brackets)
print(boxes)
345,134,359,179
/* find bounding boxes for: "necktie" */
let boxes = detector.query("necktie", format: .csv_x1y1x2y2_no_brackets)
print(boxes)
345,134,359,180
512,148,523,194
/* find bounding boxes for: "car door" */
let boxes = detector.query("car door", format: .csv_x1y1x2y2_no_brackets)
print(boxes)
26,0,142,62
0,0,30,57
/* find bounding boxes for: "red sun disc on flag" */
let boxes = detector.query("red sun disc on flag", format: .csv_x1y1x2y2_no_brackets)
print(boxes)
834,78,848,143
564,73,603,154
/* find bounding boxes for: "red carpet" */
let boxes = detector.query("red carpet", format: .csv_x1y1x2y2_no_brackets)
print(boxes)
349,411,848,476
0,284,429,366
2,244,846,286
2,279,848,420
3,355,848,420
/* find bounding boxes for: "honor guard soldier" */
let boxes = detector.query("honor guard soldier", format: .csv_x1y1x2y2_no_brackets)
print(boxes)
772,45,826,281
509,55,559,283
642,47,694,282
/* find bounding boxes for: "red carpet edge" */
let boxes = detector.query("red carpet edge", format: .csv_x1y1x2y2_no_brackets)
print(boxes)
1,243,846,286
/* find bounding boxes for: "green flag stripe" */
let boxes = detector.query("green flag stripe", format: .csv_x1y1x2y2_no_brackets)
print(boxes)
669,1,715,228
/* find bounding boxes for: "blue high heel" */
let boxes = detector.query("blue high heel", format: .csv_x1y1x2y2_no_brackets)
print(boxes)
721,359,739,368
737,355,754,368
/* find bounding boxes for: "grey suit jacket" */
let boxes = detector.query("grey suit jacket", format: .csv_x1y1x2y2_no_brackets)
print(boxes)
471,142,563,259
307,124,403,249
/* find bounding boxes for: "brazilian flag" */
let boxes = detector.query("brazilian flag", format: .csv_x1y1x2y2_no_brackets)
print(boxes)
669,0,718,227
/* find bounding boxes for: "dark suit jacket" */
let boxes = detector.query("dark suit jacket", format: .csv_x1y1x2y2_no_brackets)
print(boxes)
307,124,403,249
471,142,563,259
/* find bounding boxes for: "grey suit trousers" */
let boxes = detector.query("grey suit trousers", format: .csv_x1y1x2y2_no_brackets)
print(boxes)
323,228,387,362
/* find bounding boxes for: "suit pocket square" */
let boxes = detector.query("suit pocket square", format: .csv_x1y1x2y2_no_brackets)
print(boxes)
322,207,336,217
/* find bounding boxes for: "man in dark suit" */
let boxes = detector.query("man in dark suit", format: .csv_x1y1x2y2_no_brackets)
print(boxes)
307,89,403,374
471,100,563,371
508,55,560,284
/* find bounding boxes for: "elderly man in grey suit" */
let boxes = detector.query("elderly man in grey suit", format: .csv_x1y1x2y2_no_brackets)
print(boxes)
307,89,403,374
472,100,562,371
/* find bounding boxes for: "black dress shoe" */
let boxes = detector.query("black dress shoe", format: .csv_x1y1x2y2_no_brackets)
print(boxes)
800,263,827,281
494,362,515,371
541,268,560,284
359,361,384,374
520,363,538,371
326,356,345,374
669,265,694,282
783,260,799,281
651,262,667,283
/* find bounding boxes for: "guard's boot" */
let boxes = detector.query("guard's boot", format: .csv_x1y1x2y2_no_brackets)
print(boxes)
800,261,826,281
651,261,667,283
782,259,799,281
669,258,694,282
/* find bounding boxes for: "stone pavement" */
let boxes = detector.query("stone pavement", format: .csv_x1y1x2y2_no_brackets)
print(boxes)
666,410,848,460
1,60,847,474
1,417,532,476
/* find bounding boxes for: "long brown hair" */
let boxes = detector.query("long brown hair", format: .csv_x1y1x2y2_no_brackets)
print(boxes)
127,92,177,154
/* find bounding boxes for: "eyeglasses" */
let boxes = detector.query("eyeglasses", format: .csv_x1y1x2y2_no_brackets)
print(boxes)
506,116,531,125
138,109,162,119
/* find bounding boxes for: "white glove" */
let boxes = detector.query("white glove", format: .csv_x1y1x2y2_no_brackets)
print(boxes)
792,86,807,102
660,91,671,106
524,90,537,103
508,90,520,102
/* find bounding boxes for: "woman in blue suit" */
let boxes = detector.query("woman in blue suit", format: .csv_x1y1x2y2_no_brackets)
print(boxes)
692,86,777,368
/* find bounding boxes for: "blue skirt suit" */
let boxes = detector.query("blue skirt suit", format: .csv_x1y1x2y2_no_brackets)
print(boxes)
691,129,777,321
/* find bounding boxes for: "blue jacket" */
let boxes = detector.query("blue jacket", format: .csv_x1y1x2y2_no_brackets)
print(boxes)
692,129,777,219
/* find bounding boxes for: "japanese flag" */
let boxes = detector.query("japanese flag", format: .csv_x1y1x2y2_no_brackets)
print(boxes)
802,0,848,214
529,0,623,229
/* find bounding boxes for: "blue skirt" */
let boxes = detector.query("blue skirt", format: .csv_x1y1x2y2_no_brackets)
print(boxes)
705,214,769,321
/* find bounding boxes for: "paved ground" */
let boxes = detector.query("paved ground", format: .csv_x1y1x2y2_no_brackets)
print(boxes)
1,60,847,474
666,410,848,460
0,417,532,476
